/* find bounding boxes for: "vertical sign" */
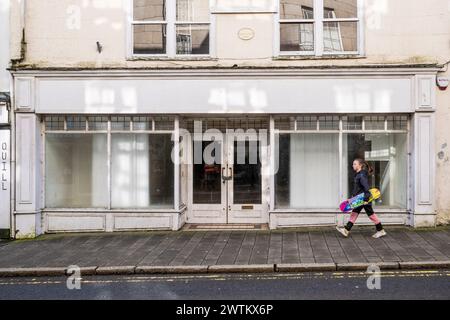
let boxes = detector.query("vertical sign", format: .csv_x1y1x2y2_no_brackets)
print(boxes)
0,129,10,233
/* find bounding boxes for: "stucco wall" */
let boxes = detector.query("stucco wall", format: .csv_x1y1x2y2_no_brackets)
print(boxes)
436,67,450,225
8,0,450,67
0,0,10,91
7,0,450,225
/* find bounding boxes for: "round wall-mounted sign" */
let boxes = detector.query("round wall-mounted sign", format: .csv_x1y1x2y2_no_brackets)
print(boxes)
238,28,255,40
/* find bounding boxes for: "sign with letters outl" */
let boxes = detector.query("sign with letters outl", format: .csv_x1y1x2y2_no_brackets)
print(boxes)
0,129,10,230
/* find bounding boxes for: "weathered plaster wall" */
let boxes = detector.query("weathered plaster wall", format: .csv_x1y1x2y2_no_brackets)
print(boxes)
0,0,10,91
436,67,450,225
8,0,450,68
7,0,450,224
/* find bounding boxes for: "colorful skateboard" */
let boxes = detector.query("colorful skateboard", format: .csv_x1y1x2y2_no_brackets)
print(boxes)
339,188,381,213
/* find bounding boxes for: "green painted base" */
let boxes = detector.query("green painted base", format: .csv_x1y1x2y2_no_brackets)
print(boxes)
0,229,11,239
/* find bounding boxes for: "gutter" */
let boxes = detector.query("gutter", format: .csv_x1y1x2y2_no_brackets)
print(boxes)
8,62,442,73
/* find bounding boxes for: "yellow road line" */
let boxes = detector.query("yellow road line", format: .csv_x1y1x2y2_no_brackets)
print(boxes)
0,269,448,286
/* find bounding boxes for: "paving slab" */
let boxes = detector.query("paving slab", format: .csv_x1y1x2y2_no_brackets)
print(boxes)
0,227,448,276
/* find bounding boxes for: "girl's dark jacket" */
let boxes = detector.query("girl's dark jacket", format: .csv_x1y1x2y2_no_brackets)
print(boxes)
352,169,371,201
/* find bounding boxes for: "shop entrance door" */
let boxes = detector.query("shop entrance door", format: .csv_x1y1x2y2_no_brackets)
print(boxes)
189,132,268,224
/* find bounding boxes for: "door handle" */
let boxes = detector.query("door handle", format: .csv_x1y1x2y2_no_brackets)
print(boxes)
228,167,233,178
222,167,227,183
222,167,231,182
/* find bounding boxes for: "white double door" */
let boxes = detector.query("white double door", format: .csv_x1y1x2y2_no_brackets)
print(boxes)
188,133,268,224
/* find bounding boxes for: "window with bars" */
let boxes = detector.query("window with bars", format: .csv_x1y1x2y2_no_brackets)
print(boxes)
44,115,176,210
44,115,175,132
274,115,409,132
132,0,210,56
279,0,360,56
181,117,269,133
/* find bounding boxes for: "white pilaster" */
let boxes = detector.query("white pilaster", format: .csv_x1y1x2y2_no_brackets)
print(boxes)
411,112,436,227
14,112,42,238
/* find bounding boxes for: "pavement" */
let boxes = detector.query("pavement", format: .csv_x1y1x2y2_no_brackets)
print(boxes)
0,226,449,277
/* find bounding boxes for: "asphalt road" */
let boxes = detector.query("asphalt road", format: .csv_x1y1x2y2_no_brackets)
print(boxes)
0,270,448,300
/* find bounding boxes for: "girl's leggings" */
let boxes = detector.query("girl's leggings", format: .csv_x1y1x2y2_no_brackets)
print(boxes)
345,204,383,232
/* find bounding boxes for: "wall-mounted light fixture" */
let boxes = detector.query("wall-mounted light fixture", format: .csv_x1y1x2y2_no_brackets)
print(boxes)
436,76,449,91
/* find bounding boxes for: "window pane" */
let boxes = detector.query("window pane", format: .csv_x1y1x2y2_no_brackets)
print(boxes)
342,115,362,130
176,0,209,21
88,116,108,131
364,116,385,130
233,140,261,204
275,133,340,208
133,116,153,130
133,24,167,54
193,140,222,204
176,24,209,54
323,21,357,52
154,116,175,130
45,116,64,131
111,134,174,208
343,133,408,209
133,0,166,21
274,116,296,130
280,0,314,19
318,116,339,130
387,116,408,131
67,116,86,131
45,134,108,208
280,23,314,52
111,116,131,131
297,116,317,130
323,0,357,19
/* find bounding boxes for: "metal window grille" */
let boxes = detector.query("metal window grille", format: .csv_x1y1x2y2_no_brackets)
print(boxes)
296,116,318,130
387,115,408,131
45,116,65,131
318,115,339,130
111,116,131,131
342,116,363,130
364,116,386,130
274,116,296,130
66,116,87,131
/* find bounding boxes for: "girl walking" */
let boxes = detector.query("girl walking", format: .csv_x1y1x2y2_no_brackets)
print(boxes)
336,158,387,239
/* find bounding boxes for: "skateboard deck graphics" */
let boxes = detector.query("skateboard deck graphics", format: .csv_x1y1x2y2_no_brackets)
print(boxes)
339,188,381,213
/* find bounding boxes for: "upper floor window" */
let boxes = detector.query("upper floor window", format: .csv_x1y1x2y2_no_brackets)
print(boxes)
131,0,210,57
279,0,361,56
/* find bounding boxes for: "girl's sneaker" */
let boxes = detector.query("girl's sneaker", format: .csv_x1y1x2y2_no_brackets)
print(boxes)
336,226,349,237
372,230,387,238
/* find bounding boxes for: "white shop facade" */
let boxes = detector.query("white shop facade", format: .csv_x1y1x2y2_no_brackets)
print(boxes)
10,68,438,238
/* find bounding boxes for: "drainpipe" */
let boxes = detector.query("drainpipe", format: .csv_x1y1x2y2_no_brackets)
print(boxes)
9,75,15,239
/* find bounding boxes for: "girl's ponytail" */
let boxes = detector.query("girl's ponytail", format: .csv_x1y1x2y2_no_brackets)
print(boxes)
364,160,374,175
355,158,374,175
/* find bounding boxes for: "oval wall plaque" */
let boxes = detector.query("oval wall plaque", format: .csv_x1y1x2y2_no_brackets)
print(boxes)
238,28,255,40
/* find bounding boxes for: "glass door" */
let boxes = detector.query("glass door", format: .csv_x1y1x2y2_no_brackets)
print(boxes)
226,133,268,224
190,137,227,223
187,119,269,225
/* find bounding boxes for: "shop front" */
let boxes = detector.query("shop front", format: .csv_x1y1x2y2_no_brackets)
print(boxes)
10,68,437,237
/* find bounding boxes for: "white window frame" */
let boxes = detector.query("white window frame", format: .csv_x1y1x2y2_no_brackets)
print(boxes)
275,0,365,57
127,0,214,58
270,114,410,212
42,115,180,211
